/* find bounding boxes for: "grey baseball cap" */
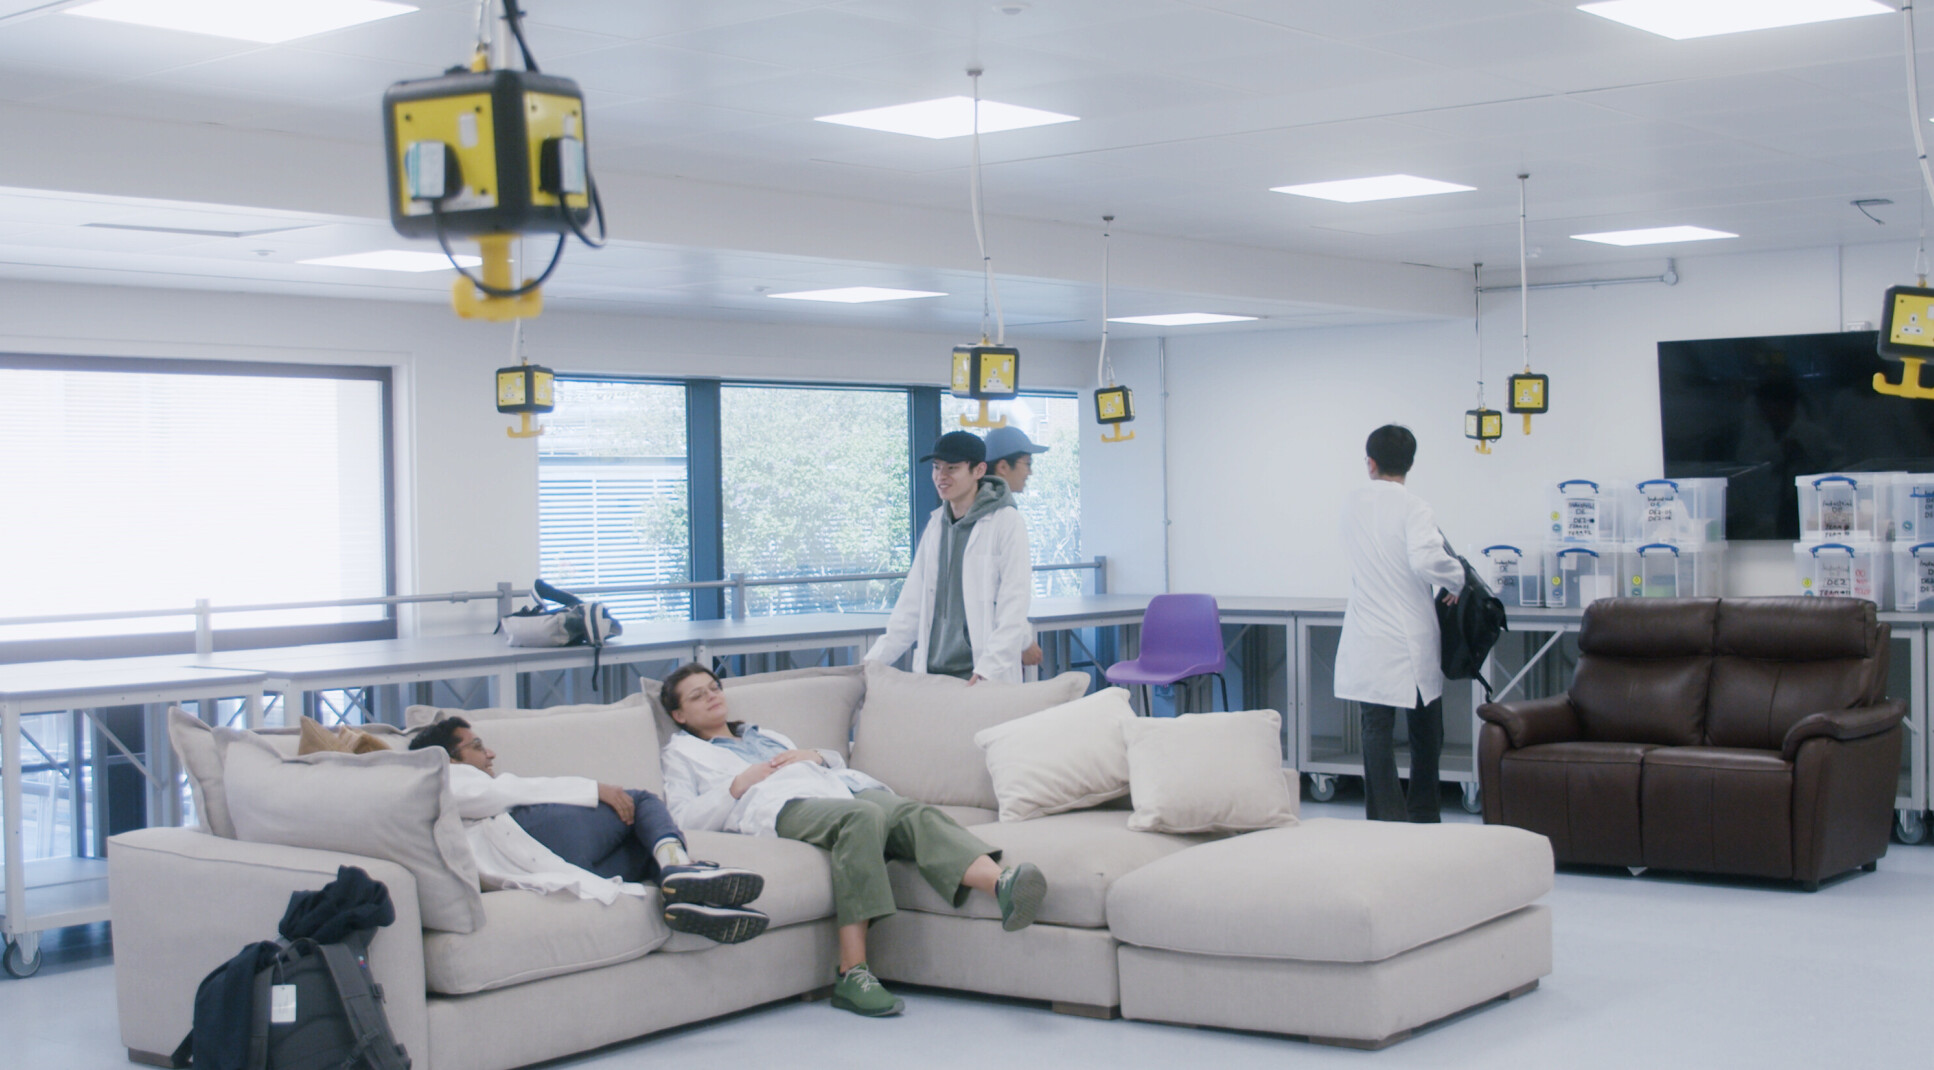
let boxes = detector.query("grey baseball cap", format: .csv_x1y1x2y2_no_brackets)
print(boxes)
983,426,1049,459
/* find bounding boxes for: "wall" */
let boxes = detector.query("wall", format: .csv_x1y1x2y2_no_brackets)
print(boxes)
1,280,1093,634
1151,241,1923,599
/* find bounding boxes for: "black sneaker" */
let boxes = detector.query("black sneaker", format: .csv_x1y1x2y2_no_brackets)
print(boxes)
659,864,764,907
663,903,769,944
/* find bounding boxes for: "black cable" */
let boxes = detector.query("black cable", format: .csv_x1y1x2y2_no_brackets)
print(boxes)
430,199,566,297
502,0,540,73
562,173,606,249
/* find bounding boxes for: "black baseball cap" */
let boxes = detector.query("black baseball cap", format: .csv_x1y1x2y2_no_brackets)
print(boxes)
919,430,986,465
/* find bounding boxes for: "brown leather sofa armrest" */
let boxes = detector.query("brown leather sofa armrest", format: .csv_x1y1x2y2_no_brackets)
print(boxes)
1477,694,1583,749
1780,700,1907,761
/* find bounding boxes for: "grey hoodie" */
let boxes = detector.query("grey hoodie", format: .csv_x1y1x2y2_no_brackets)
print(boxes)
924,476,1018,678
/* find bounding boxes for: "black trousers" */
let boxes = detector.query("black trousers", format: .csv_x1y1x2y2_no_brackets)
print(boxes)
1361,694,1443,823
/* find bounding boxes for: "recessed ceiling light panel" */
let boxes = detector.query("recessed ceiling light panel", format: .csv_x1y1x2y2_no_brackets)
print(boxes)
301,250,478,272
767,287,948,303
1107,313,1259,326
815,96,1078,139
65,0,416,44
1270,175,1476,203
1576,0,1889,40
1570,225,1738,246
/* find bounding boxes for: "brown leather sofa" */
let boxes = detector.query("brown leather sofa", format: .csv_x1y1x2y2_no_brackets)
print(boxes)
1477,597,1903,890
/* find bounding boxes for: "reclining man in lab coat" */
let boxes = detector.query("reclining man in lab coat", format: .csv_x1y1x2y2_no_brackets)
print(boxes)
1334,424,1466,824
867,430,1033,684
410,716,769,943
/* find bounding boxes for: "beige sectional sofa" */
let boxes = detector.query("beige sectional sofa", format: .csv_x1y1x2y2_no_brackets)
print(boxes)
111,663,1554,1068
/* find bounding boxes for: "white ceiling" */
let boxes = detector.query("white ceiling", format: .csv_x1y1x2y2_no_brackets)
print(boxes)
0,0,1930,338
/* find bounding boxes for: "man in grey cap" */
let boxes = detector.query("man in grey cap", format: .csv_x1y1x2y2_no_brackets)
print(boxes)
983,425,1049,495
866,431,1034,685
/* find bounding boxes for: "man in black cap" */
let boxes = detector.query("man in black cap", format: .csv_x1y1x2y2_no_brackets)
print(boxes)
866,431,1034,684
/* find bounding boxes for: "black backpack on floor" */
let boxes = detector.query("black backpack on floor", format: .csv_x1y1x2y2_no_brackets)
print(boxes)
174,929,410,1070
1436,534,1508,700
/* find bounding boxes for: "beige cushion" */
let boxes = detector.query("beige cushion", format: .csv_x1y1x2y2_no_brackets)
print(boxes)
1121,710,1299,834
974,687,1136,822
464,706,664,794
422,889,667,995
169,707,233,837
1107,819,1556,963
885,809,1211,928
849,662,1091,808
405,692,649,729
648,665,865,757
216,730,485,933
170,708,402,838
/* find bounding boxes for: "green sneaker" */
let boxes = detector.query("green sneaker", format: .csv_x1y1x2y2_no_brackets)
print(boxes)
831,963,904,1017
994,862,1047,932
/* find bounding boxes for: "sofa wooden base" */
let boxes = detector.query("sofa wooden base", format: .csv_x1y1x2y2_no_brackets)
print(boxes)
1051,1000,1120,1020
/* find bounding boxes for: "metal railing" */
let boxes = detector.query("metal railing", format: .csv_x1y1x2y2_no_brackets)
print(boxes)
0,557,1108,656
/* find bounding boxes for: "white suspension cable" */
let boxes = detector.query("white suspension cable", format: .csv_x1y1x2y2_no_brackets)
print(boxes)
968,69,1005,345
1473,262,1485,406
511,314,524,363
1518,173,1531,373
1097,215,1114,386
1906,3,1934,226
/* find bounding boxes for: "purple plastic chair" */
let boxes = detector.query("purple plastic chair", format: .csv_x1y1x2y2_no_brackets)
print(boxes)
1104,594,1229,715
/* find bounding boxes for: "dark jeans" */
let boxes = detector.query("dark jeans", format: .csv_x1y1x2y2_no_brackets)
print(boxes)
1361,694,1443,823
510,790,684,883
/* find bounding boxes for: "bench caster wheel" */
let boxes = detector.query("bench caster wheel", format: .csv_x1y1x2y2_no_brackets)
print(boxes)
3,935,42,978
1897,809,1927,846
1460,782,1482,814
1307,774,1337,802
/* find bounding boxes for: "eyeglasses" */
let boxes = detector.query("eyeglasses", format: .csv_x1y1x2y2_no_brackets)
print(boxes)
455,736,488,754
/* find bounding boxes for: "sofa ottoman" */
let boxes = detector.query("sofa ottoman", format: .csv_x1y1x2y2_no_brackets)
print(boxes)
1107,819,1554,1049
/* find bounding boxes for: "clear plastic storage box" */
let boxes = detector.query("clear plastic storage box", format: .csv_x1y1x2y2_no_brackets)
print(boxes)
1793,540,1891,607
1543,543,1620,608
1548,479,1617,544
1888,475,1934,544
1796,473,1899,542
1479,543,1543,608
1620,478,1726,544
1622,541,1726,598
1893,542,1934,612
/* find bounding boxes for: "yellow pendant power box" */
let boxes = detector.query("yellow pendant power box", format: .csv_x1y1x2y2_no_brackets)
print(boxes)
951,345,1020,400
384,68,592,239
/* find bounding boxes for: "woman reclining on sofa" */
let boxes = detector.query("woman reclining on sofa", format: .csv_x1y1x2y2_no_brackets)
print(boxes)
659,663,1047,1018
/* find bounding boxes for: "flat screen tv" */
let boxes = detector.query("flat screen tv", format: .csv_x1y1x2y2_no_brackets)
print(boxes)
1658,330,1934,540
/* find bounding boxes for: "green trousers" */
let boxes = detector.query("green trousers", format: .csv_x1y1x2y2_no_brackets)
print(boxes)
775,788,997,928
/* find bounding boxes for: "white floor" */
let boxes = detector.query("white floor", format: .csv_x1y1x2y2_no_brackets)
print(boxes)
7,795,1931,1070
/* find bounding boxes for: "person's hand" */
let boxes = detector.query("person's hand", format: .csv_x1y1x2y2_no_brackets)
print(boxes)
1021,643,1042,667
730,761,778,799
1441,591,1461,607
966,674,983,686
597,783,635,825
770,749,827,769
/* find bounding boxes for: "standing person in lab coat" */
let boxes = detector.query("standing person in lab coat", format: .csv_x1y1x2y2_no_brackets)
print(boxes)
1334,425,1466,823
867,430,1034,685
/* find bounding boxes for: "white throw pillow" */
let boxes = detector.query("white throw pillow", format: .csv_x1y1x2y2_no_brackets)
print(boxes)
974,687,1137,822
850,662,1091,809
217,729,486,933
1120,710,1300,834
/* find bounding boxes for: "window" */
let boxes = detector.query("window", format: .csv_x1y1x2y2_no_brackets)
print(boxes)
538,380,691,622
942,393,1085,596
721,385,910,614
0,355,394,654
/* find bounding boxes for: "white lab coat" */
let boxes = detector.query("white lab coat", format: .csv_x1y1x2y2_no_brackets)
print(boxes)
661,727,885,837
1334,480,1467,708
866,504,1033,683
447,765,648,905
